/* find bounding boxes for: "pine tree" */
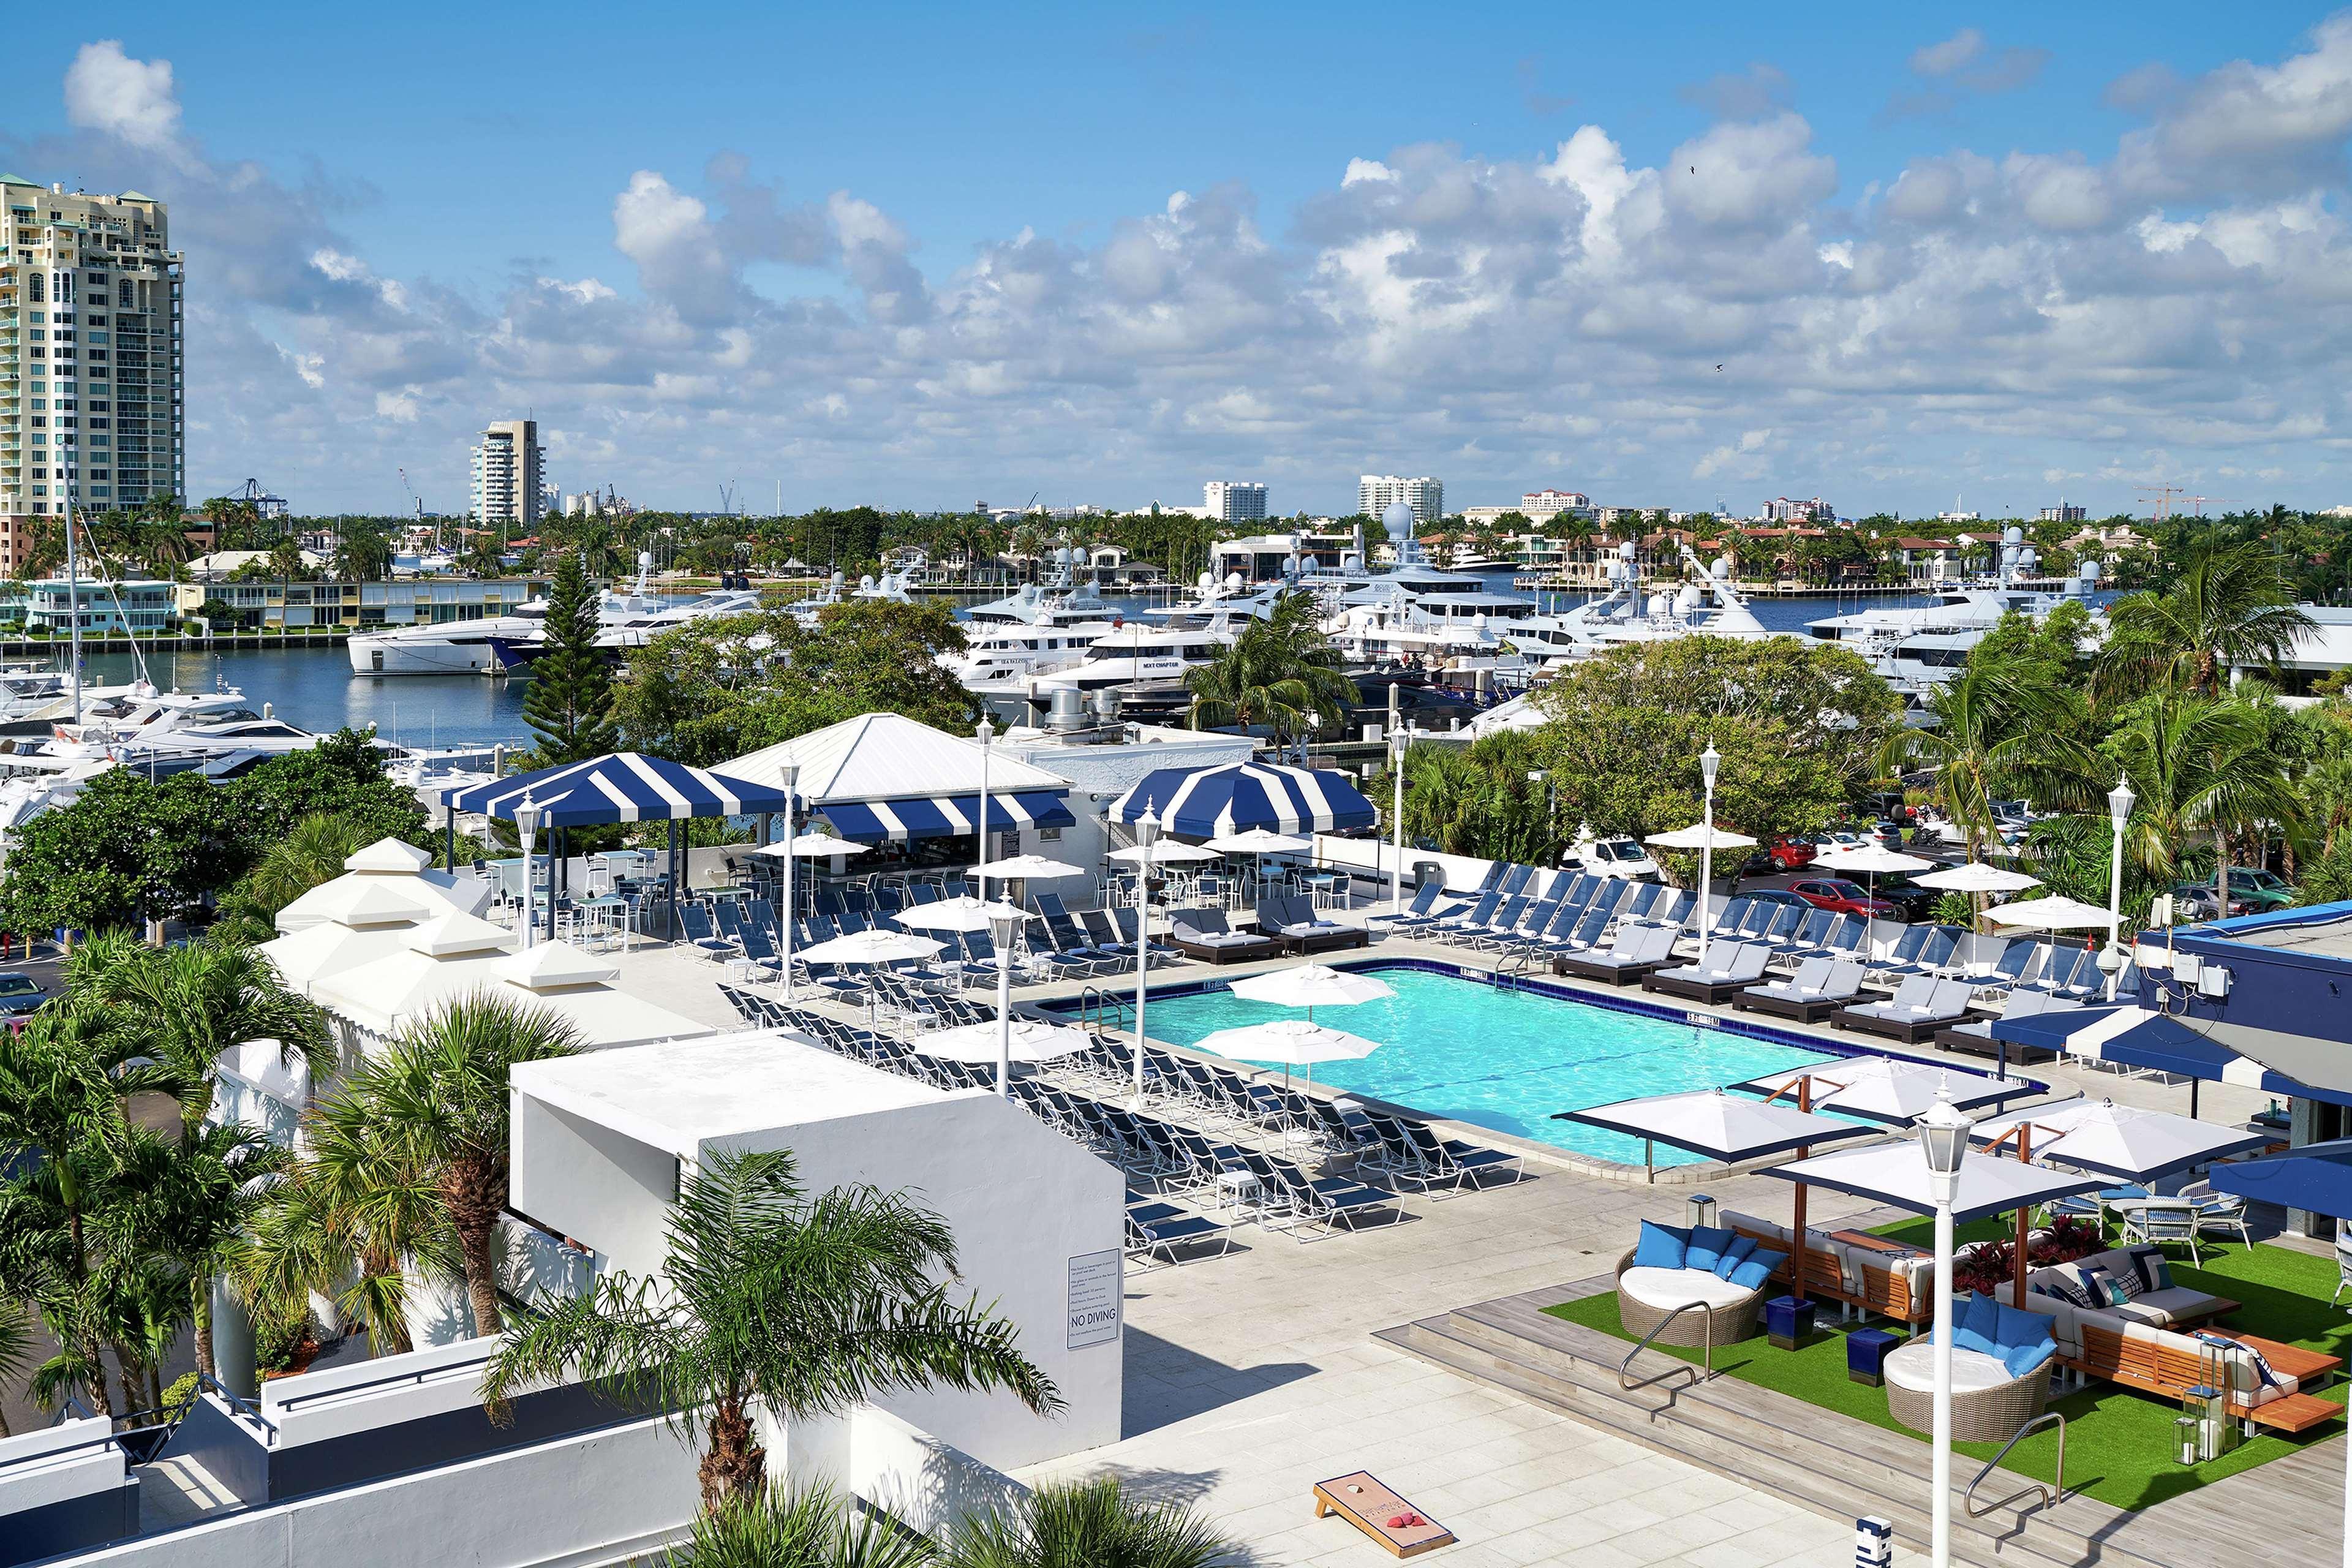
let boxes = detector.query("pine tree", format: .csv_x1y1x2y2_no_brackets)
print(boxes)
521,553,618,764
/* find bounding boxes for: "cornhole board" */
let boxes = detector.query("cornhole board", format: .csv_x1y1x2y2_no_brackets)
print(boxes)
1313,1470,1456,1557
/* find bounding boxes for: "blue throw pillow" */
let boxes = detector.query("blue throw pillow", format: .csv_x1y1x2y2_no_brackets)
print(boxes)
1962,1291,2002,1346
1952,1324,1997,1357
1633,1220,1691,1270
1711,1234,1760,1281
1728,1248,1785,1291
1683,1225,1736,1275
1996,1302,2053,1354
2003,1341,2057,1378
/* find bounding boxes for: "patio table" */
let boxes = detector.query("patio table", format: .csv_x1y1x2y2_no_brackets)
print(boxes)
579,894,630,952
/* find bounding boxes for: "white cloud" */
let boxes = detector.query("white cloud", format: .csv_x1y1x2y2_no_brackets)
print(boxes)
64,42,183,155
1912,29,1985,78
1341,158,1395,187
374,388,421,423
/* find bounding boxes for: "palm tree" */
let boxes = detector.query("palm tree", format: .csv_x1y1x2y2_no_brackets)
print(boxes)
2106,690,2307,910
340,993,582,1336
0,1298,31,1435
939,1476,1234,1568
234,1082,456,1360
233,812,370,924
117,1120,286,1381
2098,540,2313,699
1185,591,1356,756
665,1483,934,1568
481,1146,1058,1513
1880,660,2095,863
66,932,333,1133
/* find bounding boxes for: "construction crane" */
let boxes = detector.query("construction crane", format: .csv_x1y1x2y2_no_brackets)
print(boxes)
399,466,439,553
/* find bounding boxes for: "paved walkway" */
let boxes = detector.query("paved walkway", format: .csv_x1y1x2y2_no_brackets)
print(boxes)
606,913,2266,1566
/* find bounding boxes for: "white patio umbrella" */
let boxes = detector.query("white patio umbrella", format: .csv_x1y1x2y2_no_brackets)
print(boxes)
796,929,944,966
749,832,871,859
1741,1057,2032,1126
1969,1097,2265,1185
1194,1018,1381,1102
1915,861,2042,895
915,1017,1094,1065
1984,894,2116,930
973,854,1087,881
1227,963,1395,1020
1556,1087,1874,1178
891,897,1023,933
1644,824,1758,851
1205,829,1314,854
1107,841,1218,864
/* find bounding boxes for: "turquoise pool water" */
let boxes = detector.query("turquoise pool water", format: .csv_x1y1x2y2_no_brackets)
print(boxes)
1136,966,1841,1166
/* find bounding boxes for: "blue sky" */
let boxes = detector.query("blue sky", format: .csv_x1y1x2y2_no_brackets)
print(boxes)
7,5,2352,516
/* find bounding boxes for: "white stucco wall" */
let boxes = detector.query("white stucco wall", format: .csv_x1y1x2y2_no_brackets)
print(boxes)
510,1098,677,1278
0,1417,122,1516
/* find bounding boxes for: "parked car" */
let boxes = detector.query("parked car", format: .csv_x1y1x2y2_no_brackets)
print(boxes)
1870,876,1943,924
1741,888,1812,911
1742,834,1819,875
2169,883,2252,922
0,973,48,1017
2218,868,2296,911
1786,877,1899,919
1567,835,1660,881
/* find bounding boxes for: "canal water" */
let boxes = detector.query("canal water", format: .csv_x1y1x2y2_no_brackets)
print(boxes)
61,582,1930,750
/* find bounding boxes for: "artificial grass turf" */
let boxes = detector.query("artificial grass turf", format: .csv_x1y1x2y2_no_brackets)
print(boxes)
1545,1237,2348,1511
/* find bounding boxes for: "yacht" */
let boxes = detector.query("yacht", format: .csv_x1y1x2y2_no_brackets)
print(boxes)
941,619,1123,688
967,621,1237,701
963,564,1117,629
1804,531,2104,693
349,600,550,676
1504,544,1775,666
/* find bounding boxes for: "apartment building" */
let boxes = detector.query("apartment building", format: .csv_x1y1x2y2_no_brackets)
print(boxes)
0,178,186,522
470,418,545,528
1359,474,1442,527
1202,479,1268,523
2039,503,2088,523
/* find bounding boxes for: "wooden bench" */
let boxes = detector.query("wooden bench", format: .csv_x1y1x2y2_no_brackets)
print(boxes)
2067,1323,2343,1435
1728,1221,1931,1326
1313,1471,1455,1558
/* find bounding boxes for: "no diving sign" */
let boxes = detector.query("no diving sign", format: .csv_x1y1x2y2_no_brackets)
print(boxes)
1066,1250,1122,1349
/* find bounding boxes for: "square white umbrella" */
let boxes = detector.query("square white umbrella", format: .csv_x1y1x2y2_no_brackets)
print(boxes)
796,929,944,965
1766,1140,2101,1224
1227,963,1395,1015
1556,1087,1872,1176
1969,1097,2266,1184
1816,843,1936,876
1195,1018,1381,1101
1915,861,2042,895
916,1018,1095,1065
1740,1057,2033,1126
891,897,1023,934
1985,894,2116,930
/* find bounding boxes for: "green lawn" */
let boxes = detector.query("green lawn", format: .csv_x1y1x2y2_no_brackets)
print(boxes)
1545,1237,2348,1511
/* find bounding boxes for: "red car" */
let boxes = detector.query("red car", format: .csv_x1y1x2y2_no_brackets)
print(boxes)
1757,834,1818,873
1787,877,1898,919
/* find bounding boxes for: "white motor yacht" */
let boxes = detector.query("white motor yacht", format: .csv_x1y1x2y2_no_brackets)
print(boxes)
941,619,1123,688
1507,544,1776,666
348,599,550,676
964,563,1117,629
968,621,1237,701
1804,531,2105,693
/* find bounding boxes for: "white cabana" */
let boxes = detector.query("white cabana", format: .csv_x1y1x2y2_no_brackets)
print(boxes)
275,838,497,934
1741,1056,2034,1126
1984,895,2116,930
1766,1140,2102,1225
1968,1098,2266,1184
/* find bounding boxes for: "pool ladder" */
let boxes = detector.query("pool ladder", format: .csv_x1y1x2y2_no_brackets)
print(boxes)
1076,984,1131,1042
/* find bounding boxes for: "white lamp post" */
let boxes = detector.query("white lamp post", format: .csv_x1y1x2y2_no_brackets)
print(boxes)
2105,775,2136,1002
1917,1088,1973,1568
1389,685,1408,916
513,794,542,952
1132,808,1160,1104
778,762,800,1001
975,717,995,886
1697,742,1722,968
989,908,1022,1097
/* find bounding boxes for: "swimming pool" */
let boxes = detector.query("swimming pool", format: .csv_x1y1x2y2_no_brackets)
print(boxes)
1122,963,1844,1166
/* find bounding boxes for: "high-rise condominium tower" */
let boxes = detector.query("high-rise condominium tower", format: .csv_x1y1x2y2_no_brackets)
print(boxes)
0,178,185,528
1204,480,1268,522
471,419,545,529
1359,475,1442,528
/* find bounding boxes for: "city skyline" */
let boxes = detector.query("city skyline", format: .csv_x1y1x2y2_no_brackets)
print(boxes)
5,7,2352,516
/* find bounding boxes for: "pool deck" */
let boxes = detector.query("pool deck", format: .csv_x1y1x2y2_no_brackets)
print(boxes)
600,914,2296,1567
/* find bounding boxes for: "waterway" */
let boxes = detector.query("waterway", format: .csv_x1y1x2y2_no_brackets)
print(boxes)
58,580,1934,749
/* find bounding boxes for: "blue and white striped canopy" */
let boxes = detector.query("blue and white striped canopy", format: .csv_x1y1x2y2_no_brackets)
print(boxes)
444,753,796,827
1991,1004,2352,1110
1107,761,1378,839
818,790,1076,843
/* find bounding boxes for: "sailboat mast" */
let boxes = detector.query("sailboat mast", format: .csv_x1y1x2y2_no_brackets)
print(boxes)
66,499,81,725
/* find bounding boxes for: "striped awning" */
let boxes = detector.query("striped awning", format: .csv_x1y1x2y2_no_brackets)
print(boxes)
1106,761,1378,839
1991,1005,2352,1110
818,790,1076,843
443,753,795,826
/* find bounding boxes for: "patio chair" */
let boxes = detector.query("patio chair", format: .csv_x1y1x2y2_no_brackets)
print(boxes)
1365,881,1441,934
2120,1198,2206,1263
1642,940,1772,1005
1833,976,1978,1043
1167,908,1281,964
1701,895,1757,942
1246,1153,1401,1237
729,927,786,984
1765,908,1835,959
2175,1180,2255,1251
2015,944,2094,998
1636,887,1694,930
1396,1121,1520,1191
1735,958,1866,1023
1536,904,1612,957
1441,892,1526,948
1935,990,2077,1060
1423,890,1501,942
1556,921,1680,985
1125,1197,1232,1267
677,905,736,960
